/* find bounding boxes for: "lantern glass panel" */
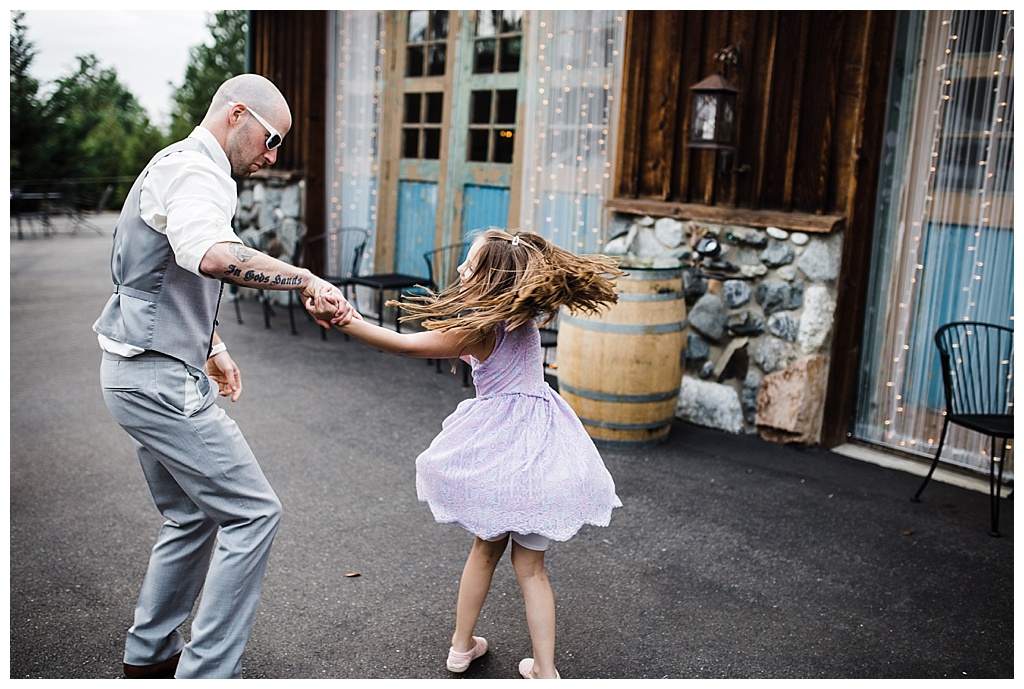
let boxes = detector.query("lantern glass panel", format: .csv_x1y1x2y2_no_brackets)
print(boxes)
691,93,719,144
717,93,736,146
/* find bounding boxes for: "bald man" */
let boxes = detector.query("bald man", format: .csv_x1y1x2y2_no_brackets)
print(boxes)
94,74,355,679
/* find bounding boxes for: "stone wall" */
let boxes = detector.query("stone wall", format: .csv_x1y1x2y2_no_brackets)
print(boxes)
235,176,306,306
603,213,841,444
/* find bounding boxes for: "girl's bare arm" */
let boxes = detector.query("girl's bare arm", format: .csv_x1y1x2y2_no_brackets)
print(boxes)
306,295,492,360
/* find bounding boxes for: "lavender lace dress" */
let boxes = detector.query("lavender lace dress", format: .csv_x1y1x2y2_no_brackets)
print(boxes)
415,320,622,541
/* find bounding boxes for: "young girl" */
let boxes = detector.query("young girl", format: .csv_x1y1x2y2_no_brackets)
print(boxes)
309,229,623,679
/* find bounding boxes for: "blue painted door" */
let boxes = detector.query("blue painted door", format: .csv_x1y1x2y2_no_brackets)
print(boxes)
391,10,523,286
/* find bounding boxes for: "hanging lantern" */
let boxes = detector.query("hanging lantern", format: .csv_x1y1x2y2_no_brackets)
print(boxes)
687,72,738,150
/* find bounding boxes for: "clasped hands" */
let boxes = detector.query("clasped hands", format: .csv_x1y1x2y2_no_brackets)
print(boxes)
303,277,361,328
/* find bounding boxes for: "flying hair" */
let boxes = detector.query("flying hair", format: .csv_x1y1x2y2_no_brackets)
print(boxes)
392,229,624,339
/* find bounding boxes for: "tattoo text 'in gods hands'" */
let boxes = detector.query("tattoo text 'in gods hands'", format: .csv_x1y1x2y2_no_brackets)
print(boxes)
223,265,304,287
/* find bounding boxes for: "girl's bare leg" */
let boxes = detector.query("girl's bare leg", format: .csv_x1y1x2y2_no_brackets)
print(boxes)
511,541,558,678
451,535,509,653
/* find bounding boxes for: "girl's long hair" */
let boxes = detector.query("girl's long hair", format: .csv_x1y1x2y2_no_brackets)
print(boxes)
391,229,623,340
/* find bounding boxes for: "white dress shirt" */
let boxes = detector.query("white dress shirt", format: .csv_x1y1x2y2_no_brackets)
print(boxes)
98,127,241,356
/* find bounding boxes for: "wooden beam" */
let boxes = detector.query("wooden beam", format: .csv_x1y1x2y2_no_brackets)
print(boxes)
605,197,845,233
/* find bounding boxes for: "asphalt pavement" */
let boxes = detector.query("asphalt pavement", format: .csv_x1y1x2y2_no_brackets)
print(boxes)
7,215,1015,681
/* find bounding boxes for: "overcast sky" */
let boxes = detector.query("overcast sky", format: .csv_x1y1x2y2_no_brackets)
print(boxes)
19,10,213,126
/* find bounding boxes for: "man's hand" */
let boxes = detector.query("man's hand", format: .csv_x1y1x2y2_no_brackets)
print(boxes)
304,279,359,328
206,350,242,402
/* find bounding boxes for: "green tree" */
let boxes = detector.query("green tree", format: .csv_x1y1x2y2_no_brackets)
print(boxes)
42,54,167,204
9,10,54,185
168,10,248,141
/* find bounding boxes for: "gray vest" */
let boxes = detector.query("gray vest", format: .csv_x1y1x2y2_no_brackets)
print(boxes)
93,139,226,369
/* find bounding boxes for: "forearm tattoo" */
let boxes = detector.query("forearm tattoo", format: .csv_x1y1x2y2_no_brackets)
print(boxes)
229,244,258,262
221,244,305,288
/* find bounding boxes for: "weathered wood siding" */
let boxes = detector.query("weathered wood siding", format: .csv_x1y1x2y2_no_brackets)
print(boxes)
615,10,895,221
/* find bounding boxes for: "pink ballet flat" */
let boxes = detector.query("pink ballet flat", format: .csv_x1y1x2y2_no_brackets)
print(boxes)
519,657,561,679
446,636,488,672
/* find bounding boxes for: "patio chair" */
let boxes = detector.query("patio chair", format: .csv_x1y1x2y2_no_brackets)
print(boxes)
342,233,432,333
419,242,471,385
69,184,113,235
911,321,1014,536
311,227,371,341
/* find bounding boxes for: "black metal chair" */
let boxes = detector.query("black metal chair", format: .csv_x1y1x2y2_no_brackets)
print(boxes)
911,321,1014,536
419,243,472,385
312,228,371,341
340,234,432,333
68,183,113,235
420,242,471,295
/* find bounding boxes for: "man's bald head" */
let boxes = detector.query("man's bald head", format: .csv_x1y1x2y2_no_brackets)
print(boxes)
204,74,291,129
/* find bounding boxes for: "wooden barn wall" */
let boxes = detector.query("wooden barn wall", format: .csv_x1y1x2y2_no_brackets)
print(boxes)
616,10,895,221
249,10,330,268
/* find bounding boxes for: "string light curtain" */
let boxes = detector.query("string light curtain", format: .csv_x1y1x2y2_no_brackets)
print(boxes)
855,10,1014,476
325,11,385,280
519,11,625,254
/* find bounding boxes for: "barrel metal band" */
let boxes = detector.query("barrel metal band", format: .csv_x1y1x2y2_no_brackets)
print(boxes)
615,290,686,302
558,381,679,403
622,268,684,280
579,416,675,431
561,314,687,334
592,435,669,449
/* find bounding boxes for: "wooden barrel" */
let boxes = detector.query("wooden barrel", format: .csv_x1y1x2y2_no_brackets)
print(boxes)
556,266,687,448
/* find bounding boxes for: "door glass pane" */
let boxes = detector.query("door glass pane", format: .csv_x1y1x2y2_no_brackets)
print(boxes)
430,10,449,39
494,128,514,163
477,10,497,37
403,93,421,123
474,38,496,74
500,10,523,32
476,10,522,36
495,90,517,123
403,129,419,158
468,130,489,162
425,92,444,123
470,91,491,125
499,35,521,72
406,46,425,77
428,44,447,76
424,129,441,159
408,10,427,42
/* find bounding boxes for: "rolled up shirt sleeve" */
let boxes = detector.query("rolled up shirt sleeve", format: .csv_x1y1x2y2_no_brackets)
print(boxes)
140,147,241,277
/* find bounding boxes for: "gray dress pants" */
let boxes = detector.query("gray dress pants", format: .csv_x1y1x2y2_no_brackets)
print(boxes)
101,351,281,679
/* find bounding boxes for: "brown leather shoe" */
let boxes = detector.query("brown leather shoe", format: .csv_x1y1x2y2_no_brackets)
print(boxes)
123,652,181,679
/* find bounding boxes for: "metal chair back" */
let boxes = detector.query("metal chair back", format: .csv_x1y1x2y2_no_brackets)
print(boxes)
422,242,472,292
935,321,1014,418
